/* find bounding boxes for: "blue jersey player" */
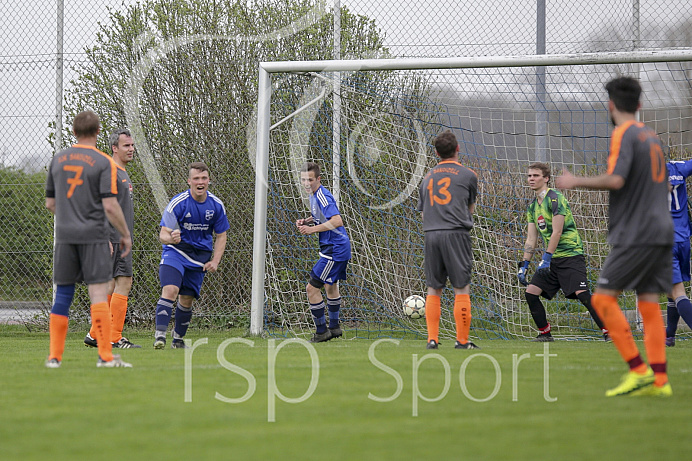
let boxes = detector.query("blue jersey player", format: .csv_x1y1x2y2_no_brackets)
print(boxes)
154,162,229,349
665,160,692,346
296,162,352,343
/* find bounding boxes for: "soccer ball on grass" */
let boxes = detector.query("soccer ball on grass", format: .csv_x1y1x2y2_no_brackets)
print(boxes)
403,295,426,319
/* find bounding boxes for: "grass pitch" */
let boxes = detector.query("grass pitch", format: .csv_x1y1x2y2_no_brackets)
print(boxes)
1,325,689,460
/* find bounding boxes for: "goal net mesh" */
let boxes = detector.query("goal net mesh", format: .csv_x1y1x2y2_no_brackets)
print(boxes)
262,60,692,341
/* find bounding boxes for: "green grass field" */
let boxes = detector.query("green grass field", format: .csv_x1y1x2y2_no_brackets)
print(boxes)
1,324,689,460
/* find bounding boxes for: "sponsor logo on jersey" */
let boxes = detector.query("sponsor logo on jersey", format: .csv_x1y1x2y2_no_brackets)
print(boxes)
537,215,546,231
183,222,210,231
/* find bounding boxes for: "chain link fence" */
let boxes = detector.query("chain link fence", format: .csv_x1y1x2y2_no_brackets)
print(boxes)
1,0,692,331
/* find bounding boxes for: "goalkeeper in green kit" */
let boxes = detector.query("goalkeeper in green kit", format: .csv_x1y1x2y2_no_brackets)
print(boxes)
517,162,608,341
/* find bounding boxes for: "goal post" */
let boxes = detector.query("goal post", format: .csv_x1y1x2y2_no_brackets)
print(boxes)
251,49,692,338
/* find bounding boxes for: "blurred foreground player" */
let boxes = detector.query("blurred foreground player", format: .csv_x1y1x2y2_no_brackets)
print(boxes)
557,77,672,396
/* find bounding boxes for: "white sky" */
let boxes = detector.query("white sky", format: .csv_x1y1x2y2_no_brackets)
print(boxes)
0,0,689,168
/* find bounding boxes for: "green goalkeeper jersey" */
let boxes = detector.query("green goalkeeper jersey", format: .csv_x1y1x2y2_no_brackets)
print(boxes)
526,188,583,258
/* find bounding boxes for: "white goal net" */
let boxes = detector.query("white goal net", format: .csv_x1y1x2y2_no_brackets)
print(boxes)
251,51,692,341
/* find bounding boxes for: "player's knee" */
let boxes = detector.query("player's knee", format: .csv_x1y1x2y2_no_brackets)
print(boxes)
306,283,319,298
162,285,180,300
115,276,133,294
576,290,591,304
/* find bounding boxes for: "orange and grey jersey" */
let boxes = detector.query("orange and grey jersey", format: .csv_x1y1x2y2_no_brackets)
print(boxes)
45,144,118,244
417,160,477,232
109,165,134,244
606,120,673,247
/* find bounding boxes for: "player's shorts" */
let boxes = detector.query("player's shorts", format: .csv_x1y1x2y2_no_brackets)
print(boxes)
597,245,673,294
671,240,691,285
159,249,206,298
529,254,589,300
111,242,133,278
309,257,349,288
53,242,112,285
424,229,473,289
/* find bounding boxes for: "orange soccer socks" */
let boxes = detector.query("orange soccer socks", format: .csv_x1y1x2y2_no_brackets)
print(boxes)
638,300,668,386
49,314,69,362
110,293,128,343
425,295,441,343
454,294,472,344
48,284,75,362
89,294,112,340
91,302,113,362
591,293,647,374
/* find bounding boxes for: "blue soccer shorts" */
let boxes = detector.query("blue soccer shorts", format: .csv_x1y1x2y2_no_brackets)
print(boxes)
309,257,348,288
672,240,691,285
159,249,206,298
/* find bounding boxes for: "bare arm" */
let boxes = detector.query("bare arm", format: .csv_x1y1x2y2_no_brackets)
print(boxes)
545,214,564,254
103,196,132,257
522,223,538,262
468,202,476,215
204,231,227,272
298,214,344,235
159,226,181,245
45,197,56,214
555,169,625,191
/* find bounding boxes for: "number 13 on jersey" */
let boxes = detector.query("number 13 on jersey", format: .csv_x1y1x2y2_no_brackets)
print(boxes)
427,177,451,206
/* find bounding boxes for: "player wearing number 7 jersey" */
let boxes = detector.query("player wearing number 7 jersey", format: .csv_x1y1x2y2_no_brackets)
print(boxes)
556,76,673,397
417,130,479,350
44,110,133,368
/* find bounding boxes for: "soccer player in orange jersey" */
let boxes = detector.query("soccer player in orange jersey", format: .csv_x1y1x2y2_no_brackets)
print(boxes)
556,77,672,397
417,130,479,350
84,128,140,349
45,111,133,368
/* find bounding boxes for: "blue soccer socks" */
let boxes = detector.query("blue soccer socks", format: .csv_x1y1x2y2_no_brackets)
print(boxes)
155,297,175,335
173,303,193,339
327,296,341,329
310,301,327,334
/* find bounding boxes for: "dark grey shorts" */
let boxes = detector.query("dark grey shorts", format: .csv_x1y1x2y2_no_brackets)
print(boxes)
424,230,473,289
111,242,133,278
53,242,112,285
597,245,672,294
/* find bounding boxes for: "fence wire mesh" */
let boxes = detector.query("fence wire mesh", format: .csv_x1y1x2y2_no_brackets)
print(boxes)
1,0,691,335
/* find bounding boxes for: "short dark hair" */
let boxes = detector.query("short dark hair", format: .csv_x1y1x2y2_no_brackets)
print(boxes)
605,76,641,114
72,111,100,138
434,130,458,159
301,161,321,178
109,128,132,150
188,162,209,176
528,162,551,180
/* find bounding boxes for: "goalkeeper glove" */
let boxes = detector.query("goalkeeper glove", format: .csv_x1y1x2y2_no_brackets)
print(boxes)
517,260,530,286
536,252,553,276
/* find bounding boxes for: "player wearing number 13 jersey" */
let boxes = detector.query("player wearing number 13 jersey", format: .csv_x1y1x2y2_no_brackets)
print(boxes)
417,130,479,350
